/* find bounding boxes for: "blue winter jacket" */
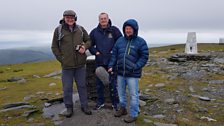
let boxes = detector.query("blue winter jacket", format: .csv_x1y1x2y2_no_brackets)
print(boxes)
108,19,149,78
89,20,122,66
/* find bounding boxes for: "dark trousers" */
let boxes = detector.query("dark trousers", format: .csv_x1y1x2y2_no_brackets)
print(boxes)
62,66,88,108
109,73,119,107
96,65,119,106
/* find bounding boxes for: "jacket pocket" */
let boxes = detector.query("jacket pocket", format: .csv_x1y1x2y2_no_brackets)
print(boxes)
77,53,87,65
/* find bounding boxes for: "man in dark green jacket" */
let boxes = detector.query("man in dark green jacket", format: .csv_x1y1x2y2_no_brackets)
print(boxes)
51,10,92,117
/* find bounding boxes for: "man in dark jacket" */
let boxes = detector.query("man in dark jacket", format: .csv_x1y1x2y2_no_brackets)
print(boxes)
51,10,92,118
108,19,149,123
89,12,122,110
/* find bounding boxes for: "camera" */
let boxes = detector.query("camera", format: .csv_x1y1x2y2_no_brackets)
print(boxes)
75,45,82,51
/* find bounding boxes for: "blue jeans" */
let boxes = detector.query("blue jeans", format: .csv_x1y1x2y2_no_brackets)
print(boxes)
117,75,139,117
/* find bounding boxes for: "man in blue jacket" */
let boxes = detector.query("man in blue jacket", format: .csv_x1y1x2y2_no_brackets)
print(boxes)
108,19,149,123
89,12,122,110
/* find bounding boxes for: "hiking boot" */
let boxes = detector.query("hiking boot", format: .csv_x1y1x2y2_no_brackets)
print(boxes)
81,107,92,115
64,108,73,118
93,103,104,110
114,107,127,117
124,115,137,123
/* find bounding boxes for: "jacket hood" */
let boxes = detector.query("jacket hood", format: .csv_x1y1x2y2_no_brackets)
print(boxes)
122,19,138,39
59,19,64,24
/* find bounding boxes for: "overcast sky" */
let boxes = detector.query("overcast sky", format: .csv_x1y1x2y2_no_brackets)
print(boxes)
0,0,224,49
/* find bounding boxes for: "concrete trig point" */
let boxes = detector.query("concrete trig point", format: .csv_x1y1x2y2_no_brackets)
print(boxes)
219,38,224,45
185,32,198,54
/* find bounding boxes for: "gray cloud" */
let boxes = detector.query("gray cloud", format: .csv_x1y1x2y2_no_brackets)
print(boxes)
0,0,224,32
0,0,223,49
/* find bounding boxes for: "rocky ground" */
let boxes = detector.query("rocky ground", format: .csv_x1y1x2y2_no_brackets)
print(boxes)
0,44,223,126
138,51,224,126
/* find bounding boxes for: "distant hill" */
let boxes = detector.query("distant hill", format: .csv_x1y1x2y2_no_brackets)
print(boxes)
0,48,55,65
1,43,220,65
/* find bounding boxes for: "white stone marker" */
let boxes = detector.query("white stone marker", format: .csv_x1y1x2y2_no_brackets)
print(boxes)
185,32,198,54
219,38,224,45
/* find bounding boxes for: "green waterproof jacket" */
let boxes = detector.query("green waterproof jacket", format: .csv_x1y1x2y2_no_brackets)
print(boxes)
51,23,91,69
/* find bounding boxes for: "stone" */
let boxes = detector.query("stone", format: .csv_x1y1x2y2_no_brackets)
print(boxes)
219,38,224,45
164,98,176,105
182,118,190,123
0,87,7,91
23,96,32,101
44,102,52,107
169,53,211,62
185,32,197,54
36,91,45,95
209,80,224,85
176,109,183,113
2,102,29,109
147,84,153,87
154,122,178,126
199,96,211,101
55,92,61,96
139,100,146,107
49,83,56,86
200,116,217,122
155,83,165,88
145,89,150,92
139,94,151,101
17,78,27,84
143,118,152,123
0,105,35,112
153,114,165,119
52,76,61,79
43,70,62,78
33,75,40,78
213,58,224,64
189,86,195,92
27,118,34,123
7,77,24,82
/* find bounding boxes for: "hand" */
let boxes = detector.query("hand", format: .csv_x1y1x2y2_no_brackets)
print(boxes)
108,68,113,72
79,45,86,54
108,68,113,74
96,52,100,55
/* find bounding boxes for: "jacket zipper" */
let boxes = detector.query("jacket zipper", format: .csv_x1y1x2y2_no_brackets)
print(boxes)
123,40,131,76
72,31,77,65
127,40,132,55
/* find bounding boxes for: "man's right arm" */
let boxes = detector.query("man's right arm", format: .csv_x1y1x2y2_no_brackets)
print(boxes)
51,28,62,63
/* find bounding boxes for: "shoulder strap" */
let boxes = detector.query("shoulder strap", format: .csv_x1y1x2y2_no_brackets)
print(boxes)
57,25,84,47
76,25,83,38
57,24,64,47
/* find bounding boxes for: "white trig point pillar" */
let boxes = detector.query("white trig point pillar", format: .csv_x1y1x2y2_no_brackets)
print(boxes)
185,32,198,54
219,38,224,45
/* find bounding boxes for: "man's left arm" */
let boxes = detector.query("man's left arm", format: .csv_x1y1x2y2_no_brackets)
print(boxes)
134,40,149,70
